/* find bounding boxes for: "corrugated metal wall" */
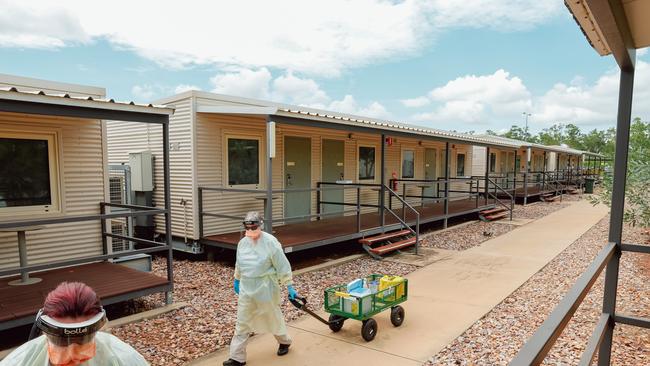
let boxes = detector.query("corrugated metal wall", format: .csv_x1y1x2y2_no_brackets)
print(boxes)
0,112,106,271
194,108,476,236
105,97,193,240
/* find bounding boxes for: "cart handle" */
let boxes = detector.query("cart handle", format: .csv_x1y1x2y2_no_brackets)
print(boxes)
289,296,333,326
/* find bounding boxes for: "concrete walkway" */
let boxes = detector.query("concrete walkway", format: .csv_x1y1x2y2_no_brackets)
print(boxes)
191,200,608,366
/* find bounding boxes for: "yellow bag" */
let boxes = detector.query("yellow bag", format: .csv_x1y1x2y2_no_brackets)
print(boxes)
378,275,405,299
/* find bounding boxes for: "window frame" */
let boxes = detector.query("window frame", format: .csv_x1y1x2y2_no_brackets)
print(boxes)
489,152,497,173
357,144,377,181
456,153,466,177
223,134,263,188
0,129,61,217
400,149,415,179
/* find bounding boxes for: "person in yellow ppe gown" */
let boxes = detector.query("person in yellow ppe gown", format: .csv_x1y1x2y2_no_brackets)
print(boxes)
223,211,298,366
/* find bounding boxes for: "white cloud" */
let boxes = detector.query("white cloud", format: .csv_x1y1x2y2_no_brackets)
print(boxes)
207,68,389,118
406,62,650,132
131,84,157,100
210,68,272,100
407,69,532,124
533,61,650,127
401,96,430,108
0,1,90,48
174,84,201,94
1,0,561,76
638,48,648,57
328,95,390,119
271,72,330,107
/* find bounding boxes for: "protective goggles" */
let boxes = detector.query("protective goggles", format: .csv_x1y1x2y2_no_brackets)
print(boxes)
36,309,107,346
242,220,261,231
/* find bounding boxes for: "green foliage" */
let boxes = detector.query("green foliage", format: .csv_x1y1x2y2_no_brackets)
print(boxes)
590,118,650,227
487,118,650,227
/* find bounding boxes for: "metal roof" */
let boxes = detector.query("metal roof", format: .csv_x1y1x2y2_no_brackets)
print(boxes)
174,90,521,148
274,107,524,148
0,87,174,116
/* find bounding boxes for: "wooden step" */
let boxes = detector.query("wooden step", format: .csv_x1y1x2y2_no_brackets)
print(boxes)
480,207,507,215
485,212,508,221
543,195,560,202
369,237,417,255
359,229,412,246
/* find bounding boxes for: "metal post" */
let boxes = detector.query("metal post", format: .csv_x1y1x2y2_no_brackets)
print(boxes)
316,182,321,221
162,120,174,305
402,183,406,222
380,134,386,231
266,118,274,232
17,231,29,282
443,142,450,228
513,150,517,197
485,147,490,206
198,188,204,239
356,187,361,233
598,62,635,366
542,151,546,191
100,203,108,255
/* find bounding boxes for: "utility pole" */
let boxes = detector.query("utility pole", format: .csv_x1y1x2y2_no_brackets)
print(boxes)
522,112,531,138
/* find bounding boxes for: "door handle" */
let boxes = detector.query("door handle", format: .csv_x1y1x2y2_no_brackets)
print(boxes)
339,172,344,180
286,173,292,186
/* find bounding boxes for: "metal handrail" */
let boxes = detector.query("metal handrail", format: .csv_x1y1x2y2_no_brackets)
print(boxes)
486,177,514,220
510,242,616,365
0,202,170,278
382,184,420,254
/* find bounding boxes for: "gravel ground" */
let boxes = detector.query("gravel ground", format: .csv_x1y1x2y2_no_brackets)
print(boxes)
110,257,418,365
427,216,650,365
419,196,575,251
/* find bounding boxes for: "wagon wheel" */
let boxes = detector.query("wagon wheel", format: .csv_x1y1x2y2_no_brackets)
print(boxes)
361,318,377,341
390,305,405,327
328,314,346,332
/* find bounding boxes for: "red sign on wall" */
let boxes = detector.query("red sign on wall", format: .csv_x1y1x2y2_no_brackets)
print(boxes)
385,136,393,146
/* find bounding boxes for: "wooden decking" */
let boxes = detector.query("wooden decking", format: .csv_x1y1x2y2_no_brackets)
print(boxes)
0,262,170,330
204,198,493,250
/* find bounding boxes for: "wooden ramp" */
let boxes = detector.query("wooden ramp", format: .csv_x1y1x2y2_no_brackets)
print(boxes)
0,262,170,331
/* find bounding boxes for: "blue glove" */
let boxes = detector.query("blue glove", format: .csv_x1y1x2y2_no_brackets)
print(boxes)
234,279,240,295
287,285,298,300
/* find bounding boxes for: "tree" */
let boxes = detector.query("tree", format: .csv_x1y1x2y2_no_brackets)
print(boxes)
591,117,650,227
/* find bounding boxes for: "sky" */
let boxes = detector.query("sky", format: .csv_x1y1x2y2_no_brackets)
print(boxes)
1,0,648,134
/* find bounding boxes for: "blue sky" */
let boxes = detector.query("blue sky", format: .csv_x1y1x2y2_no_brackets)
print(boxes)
1,0,648,133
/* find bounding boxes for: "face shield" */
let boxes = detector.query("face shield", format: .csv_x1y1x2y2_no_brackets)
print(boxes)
36,309,107,346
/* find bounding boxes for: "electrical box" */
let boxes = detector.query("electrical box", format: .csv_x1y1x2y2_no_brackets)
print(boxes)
129,151,154,192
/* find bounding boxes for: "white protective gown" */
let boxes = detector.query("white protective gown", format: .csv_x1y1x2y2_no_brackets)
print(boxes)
234,231,293,336
0,332,149,366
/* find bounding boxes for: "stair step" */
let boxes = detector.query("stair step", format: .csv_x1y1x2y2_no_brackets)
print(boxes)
369,237,417,255
359,229,412,245
480,207,507,215
543,195,560,201
485,212,508,220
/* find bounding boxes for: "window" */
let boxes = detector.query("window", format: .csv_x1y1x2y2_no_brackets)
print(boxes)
456,153,466,176
358,146,376,180
227,137,260,186
489,153,497,173
401,150,415,178
0,132,59,214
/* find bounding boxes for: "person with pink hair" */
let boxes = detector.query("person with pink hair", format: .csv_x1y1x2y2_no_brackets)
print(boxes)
1,282,148,366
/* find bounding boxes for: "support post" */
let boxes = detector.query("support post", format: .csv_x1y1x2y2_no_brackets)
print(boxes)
380,134,386,231
443,142,450,228
598,61,635,366
484,147,490,206
266,118,274,232
162,120,174,305
512,150,517,195
542,151,546,191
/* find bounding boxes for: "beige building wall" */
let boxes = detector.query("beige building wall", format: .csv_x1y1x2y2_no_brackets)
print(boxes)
106,98,194,241
0,112,107,271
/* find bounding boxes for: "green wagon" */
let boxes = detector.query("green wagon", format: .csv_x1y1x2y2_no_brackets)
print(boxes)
290,274,408,341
